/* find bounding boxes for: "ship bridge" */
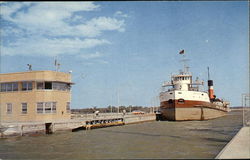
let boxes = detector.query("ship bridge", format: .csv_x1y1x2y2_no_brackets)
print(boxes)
172,74,192,91
162,73,204,92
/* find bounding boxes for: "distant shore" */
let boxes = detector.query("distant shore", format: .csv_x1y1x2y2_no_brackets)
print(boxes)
230,107,249,111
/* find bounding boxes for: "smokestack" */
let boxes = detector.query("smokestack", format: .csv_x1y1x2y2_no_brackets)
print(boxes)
208,80,214,99
207,67,214,100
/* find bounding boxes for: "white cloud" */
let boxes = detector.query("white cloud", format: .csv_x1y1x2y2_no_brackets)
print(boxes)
0,2,127,57
1,37,110,56
79,52,103,59
75,17,125,37
72,15,84,22
1,2,98,22
0,2,32,21
86,16,125,32
1,26,24,37
1,2,125,37
114,11,128,18
97,59,109,64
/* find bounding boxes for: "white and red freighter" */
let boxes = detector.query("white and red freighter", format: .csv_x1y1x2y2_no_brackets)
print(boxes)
159,50,230,121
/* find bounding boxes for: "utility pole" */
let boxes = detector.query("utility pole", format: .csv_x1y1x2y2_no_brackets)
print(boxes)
117,90,120,113
242,93,250,127
110,94,113,113
0,104,1,127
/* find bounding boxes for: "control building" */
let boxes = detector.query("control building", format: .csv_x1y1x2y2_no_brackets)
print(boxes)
0,70,73,124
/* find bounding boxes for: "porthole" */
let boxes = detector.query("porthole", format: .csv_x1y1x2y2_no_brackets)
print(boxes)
177,98,185,104
168,99,173,104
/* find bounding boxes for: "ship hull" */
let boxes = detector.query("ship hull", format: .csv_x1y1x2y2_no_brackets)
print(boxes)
160,100,228,121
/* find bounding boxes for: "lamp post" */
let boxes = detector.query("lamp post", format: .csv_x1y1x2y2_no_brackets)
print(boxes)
0,104,2,127
110,94,113,113
117,90,120,114
242,93,250,127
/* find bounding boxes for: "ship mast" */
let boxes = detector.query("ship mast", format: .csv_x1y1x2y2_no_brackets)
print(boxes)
207,67,210,80
179,50,190,74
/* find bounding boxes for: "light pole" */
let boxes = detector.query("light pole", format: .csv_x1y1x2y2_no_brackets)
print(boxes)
117,90,120,114
242,93,250,127
110,94,113,113
0,104,1,127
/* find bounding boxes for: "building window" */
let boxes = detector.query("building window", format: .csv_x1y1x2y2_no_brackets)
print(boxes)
52,102,56,113
6,103,12,114
45,82,52,90
6,83,12,91
36,82,71,91
13,83,18,91
0,83,18,92
66,102,70,113
45,102,52,113
22,103,27,114
37,82,44,90
52,82,71,91
37,102,44,113
1,83,6,92
22,82,33,91
37,102,56,114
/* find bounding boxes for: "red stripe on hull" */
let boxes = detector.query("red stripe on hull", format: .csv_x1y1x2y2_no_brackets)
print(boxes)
160,100,211,108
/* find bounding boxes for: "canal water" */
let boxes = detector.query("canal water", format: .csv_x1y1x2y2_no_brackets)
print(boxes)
0,111,243,159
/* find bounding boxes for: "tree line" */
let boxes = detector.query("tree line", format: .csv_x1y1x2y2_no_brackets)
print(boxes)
71,105,158,114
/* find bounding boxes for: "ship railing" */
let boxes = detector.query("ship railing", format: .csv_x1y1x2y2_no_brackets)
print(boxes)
162,81,173,87
189,87,199,91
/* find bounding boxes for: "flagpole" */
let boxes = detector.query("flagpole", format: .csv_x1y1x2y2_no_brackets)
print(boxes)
179,49,189,73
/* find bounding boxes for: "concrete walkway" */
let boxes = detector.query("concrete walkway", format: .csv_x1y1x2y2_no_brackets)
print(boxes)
216,126,250,159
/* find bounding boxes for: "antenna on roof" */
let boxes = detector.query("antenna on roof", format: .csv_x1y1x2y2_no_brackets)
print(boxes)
54,56,60,72
27,64,32,71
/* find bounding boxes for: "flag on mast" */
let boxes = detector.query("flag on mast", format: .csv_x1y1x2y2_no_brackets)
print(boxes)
179,49,185,54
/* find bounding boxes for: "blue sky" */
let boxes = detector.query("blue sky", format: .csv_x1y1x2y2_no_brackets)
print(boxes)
0,1,248,108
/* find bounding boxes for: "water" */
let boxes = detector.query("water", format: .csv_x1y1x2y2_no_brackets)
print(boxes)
0,111,243,159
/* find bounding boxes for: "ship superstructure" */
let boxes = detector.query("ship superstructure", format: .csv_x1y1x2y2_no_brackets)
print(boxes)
159,50,229,121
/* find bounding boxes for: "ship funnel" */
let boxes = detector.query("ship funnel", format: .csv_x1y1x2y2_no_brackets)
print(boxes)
207,67,214,100
208,80,214,99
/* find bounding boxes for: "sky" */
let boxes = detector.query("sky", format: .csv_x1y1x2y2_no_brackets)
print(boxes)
0,1,249,108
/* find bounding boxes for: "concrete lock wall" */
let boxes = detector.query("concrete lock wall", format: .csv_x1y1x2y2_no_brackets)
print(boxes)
1,114,157,137
124,114,156,124
53,121,83,131
1,123,45,136
21,124,45,135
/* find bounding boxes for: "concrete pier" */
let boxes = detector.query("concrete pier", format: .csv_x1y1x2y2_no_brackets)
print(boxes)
216,126,250,159
0,113,156,137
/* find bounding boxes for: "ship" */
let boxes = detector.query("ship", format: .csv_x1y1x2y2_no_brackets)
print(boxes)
159,50,230,121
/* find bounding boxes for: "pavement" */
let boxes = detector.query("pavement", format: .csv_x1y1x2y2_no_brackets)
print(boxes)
216,126,250,159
